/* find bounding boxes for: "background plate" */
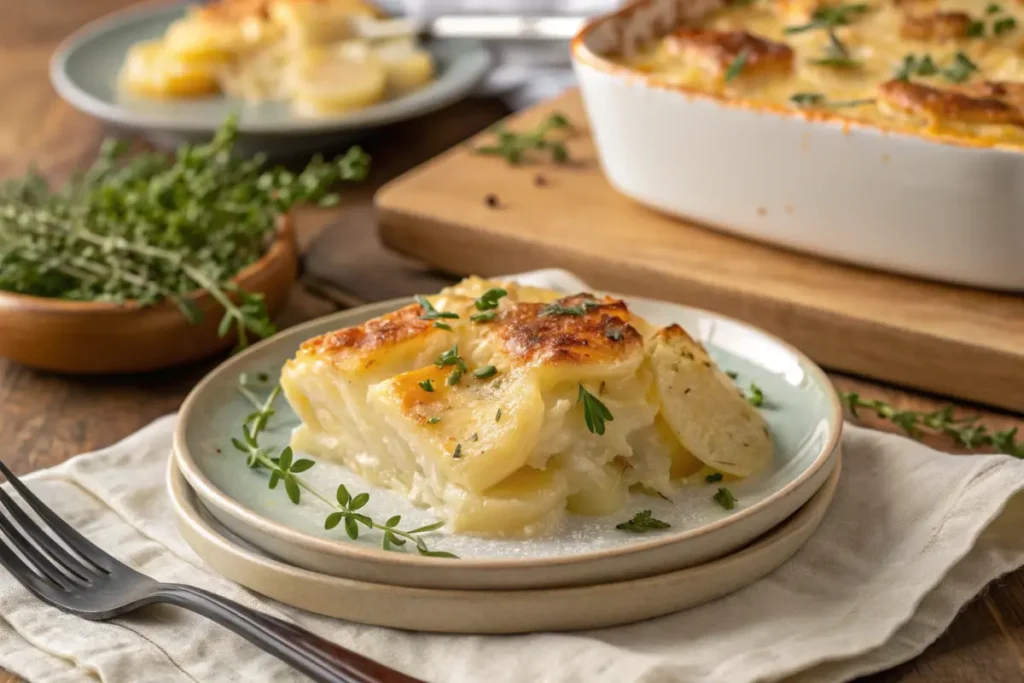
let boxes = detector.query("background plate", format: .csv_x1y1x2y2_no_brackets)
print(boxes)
170,455,841,633
50,2,492,155
174,291,842,589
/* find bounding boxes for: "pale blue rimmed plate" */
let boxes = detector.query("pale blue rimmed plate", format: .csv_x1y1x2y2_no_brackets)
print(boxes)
173,291,843,590
50,1,492,156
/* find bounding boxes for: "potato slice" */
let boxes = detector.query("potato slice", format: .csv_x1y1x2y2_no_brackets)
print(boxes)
118,40,220,99
291,49,387,114
371,38,435,96
648,325,772,477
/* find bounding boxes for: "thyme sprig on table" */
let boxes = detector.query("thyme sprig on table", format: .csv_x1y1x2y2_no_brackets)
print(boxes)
234,377,457,558
841,392,1023,458
0,118,370,350
473,112,575,165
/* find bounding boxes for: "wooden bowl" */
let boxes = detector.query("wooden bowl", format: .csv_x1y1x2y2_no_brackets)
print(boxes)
0,219,298,374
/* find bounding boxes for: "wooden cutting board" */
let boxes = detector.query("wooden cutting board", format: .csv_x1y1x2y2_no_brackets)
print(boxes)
376,89,1024,414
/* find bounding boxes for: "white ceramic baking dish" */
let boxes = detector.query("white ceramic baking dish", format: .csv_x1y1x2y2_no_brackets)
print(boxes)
570,0,1024,291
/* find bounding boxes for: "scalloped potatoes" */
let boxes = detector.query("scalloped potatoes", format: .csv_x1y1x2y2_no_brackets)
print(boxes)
281,278,774,538
118,0,435,116
619,0,1024,149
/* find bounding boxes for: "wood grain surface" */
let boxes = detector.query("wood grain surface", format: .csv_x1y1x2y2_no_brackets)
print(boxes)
377,90,1024,415
0,1,1021,682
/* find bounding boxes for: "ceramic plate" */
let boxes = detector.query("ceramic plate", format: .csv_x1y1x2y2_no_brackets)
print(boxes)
170,455,841,633
174,292,842,590
50,2,492,156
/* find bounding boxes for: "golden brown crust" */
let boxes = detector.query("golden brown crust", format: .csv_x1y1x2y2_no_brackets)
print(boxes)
665,30,794,79
899,11,973,41
878,79,1024,127
299,303,434,357
495,294,644,367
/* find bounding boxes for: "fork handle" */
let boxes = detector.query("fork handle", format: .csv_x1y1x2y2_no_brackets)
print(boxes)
157,584,423,683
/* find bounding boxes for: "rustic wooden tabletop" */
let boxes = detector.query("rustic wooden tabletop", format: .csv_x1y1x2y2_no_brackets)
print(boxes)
1,1,1022,682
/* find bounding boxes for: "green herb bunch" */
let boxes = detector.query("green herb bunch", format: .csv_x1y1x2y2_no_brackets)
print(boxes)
0,118,370,349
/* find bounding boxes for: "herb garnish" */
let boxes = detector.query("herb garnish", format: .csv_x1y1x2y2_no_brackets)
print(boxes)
725,51,748,82
616,510,672,533
994,16,1017,35
578,383,614,435
473,112,574,165
471,311,497,323
747,383,765,407
474,288,508,311
435,343,468,386
784,3,869,34
790,92,876,108
809,29,860,69
416,295,459,322
419,379,435,393
0,118,369,351
235,377,455,557
540,299,599,317
894,52,976,83
966,19,986,37
427,416,442,424
705,472,724,483
944,52,978,83
473,365,498,379
987,3,1002,14
495,408,502,422
452,444,463,459
713,488,738,510
841,392,1023,458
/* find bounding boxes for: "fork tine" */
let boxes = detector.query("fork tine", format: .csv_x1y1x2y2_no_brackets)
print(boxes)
0,494,80,591
0,528,67,597
0,486,93,585
0,461,116,573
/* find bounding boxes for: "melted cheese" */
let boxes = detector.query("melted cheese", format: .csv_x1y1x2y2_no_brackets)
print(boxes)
281,278,774,537
617,0,1024,149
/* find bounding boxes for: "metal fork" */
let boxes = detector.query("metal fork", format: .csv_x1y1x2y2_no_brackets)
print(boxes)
0,461,423,683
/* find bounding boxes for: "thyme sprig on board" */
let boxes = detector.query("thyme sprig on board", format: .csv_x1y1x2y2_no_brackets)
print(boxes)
235,377,457,557
841,392,1023,458
0,118,370,350
473,112,575,165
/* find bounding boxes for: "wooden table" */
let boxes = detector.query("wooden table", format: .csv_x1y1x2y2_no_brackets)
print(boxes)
1,2,1022,681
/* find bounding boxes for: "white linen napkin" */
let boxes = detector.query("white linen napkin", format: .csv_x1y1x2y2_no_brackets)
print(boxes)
1,269,1023,683
381,0,622,107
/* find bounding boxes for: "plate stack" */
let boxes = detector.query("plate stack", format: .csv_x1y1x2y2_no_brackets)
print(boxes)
169,295,843,634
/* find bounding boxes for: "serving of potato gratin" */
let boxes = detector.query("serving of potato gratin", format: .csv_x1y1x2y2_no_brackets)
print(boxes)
118,0,435,116
280,278,772,538
619,0,1024,148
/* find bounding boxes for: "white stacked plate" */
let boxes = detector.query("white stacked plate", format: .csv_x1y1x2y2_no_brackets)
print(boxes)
170,294,843,633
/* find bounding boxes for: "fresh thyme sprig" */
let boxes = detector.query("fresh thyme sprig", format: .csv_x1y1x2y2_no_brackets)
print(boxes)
578,383,614,435
415,295,459,321
841,392,1023,458
473,112,575,165
0,118,369,351
784,3,870,34
616,509,671,533
234,377,456,557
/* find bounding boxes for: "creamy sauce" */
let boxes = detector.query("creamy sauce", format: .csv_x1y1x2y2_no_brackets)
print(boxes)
618,0,1024,149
